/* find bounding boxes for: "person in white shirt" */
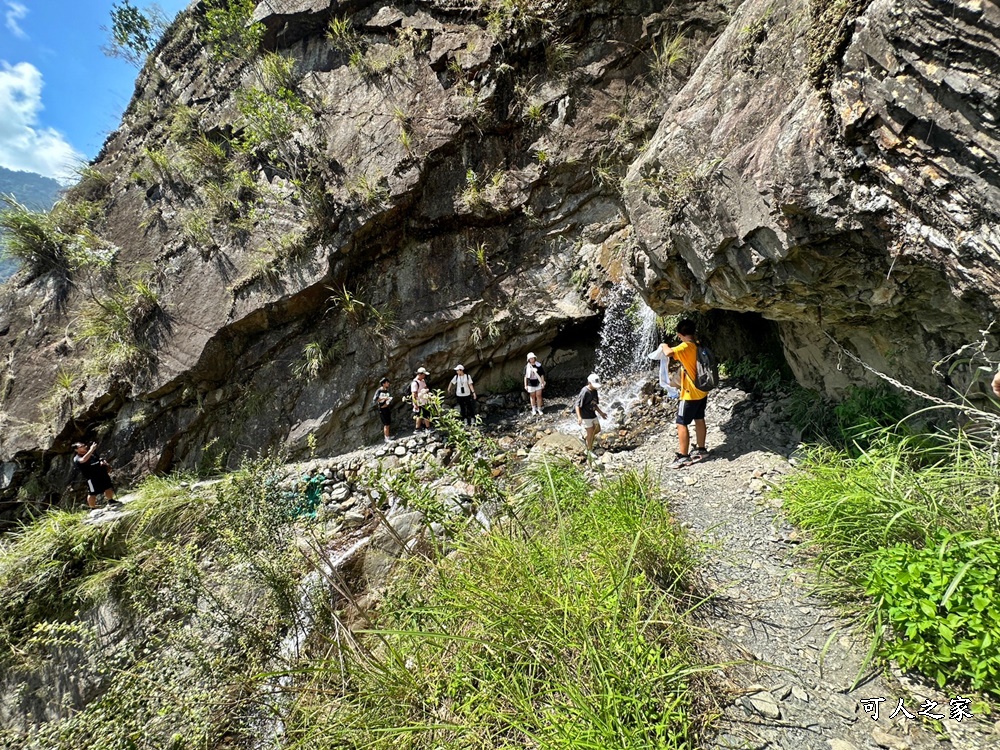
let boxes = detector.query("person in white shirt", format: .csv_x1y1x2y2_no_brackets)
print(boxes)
447,364,478,425
410,367,432,432
524,352,546,416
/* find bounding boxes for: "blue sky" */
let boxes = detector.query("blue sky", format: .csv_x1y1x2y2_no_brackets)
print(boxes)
0,0,189,182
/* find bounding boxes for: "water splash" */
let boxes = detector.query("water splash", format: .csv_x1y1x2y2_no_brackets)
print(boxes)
595,284,660,378
557,284,660,436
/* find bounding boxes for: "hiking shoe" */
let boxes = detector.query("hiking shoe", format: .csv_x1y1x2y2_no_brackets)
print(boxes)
690,447,709,462
670,453,692,469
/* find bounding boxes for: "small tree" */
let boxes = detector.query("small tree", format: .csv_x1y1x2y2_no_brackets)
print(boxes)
102,1,170,68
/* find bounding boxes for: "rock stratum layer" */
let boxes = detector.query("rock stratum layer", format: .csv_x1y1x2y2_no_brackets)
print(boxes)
628,0,1000,391
2,0,999,508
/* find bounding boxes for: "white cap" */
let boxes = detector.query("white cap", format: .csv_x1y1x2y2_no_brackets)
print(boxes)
587,373,601,387
526,352,536,360
453,364,465,370
416,367,429,375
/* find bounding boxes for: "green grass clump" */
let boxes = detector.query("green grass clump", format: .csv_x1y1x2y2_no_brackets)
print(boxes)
281,462,710,748
721,352,792,394
2,454,306,748
0,197,113,277
780,428,1000,697
79,276,163,381
785,384,909,452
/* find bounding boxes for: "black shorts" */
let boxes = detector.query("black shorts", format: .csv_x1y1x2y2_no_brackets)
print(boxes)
379,407,392,426
676,397,707,426
416,406,431,420
86,472,114,495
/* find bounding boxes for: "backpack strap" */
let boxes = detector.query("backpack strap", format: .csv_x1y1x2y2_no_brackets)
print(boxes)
677,344,697,386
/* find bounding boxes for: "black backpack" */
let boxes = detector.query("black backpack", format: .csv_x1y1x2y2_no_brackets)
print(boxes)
693,343,719,392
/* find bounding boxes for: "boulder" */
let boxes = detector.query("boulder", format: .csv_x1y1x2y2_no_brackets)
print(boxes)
528,433,587,463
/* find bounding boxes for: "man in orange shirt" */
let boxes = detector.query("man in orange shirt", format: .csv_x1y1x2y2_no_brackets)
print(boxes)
660,319,709,468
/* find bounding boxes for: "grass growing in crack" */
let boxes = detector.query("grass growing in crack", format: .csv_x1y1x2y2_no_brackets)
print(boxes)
79,275,162,381
277,461,712,748
778,427,1000,698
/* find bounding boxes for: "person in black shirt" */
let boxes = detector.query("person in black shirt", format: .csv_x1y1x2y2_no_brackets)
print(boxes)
575,373,608,453
373,377,395,442
72,442,118,509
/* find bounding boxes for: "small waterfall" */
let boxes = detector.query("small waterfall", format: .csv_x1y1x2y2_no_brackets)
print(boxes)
558,284,661,436
595,284,661,378
251,536,373,748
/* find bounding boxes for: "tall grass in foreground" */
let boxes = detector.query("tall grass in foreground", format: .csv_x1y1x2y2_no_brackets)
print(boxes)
280,462,712,749
779,428,1000,697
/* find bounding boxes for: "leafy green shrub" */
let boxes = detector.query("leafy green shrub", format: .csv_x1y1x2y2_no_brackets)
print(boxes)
202,0,263,62
235,86,311,159
103,0,170,68
782,431,999,592
780,427,1000,696
867,531,1000,696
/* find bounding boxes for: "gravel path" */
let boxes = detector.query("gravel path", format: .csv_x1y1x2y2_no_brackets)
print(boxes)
602,387,997,750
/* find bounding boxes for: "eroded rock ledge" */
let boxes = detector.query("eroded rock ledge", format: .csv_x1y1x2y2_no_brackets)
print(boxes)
627,0,1000,392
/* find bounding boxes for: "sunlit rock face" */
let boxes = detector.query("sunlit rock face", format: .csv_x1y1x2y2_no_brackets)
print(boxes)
0,0,736,505
627,0,1000,393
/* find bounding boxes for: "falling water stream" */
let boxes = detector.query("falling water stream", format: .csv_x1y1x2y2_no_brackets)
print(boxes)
556,284,661,436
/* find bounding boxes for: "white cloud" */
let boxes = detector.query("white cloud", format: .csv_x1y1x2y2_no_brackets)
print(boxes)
0,61,82,183
5,1,27,39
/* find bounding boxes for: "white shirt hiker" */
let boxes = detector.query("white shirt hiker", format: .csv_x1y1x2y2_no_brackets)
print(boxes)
450,373,473,397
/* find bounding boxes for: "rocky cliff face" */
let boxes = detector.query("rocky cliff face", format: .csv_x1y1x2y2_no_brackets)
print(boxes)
2,0,997,509
627,0,1000,392
0,0,736,508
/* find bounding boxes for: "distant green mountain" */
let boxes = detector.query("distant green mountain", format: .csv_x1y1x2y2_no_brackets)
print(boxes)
0,166,63,281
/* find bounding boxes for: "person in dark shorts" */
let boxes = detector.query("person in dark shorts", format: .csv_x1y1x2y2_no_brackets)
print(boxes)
410,367,432,432
72,442,119,509
447,364,477,425
659,319,709,468
575,373,607,453
524,352,546,416
373,377,395,442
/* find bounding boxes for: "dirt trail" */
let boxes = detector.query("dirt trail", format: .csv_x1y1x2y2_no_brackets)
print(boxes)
599,387,997,750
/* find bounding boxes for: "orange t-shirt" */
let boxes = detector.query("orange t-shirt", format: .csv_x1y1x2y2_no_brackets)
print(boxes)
672,341,708,401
